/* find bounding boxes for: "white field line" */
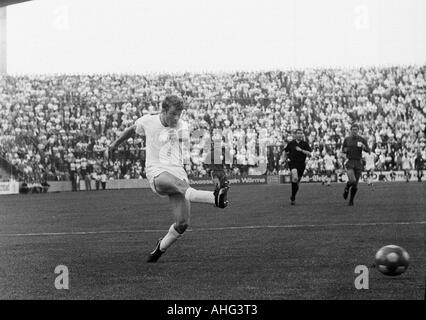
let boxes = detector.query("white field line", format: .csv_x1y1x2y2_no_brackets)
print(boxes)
0,221,425,238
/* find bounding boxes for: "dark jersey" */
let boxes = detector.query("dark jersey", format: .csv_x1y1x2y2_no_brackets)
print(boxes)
342,136,370,160
284,140,312,166
415,156,424,170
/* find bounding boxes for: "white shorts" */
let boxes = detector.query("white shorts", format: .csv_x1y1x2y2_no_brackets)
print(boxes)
365,166,374,171
146,165,189,198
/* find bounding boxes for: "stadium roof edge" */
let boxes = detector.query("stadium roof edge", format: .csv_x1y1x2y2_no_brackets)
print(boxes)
0,0,32,8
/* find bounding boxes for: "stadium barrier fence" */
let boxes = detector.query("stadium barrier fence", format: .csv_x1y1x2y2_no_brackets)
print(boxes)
46,179,151,192
0,180,19,195
279,170,425,183
189,175,267,185
2,170,424,196
45,175,268,193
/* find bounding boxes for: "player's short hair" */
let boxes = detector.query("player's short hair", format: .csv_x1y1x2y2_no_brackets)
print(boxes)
350,123,359,129
295,128,304,134
161,95,184,112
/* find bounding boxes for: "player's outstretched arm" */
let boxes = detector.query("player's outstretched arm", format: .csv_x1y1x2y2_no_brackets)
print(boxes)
105,124,136,159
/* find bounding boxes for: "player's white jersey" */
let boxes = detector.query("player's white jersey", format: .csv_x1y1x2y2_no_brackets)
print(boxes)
323,154,335,171
401,156,411,170
135,114,189,181
364,152,376,170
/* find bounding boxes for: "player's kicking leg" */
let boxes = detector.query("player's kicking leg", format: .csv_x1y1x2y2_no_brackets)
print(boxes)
147,193,190,263
153,171,229,208
147,171,229,262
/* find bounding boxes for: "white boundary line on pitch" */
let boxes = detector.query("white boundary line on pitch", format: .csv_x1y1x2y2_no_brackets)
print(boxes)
0,221,425,238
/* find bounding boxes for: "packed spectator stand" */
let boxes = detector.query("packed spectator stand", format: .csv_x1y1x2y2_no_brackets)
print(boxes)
0,66,425,184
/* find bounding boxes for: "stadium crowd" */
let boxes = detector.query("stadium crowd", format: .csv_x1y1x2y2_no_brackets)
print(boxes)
0,65,425,184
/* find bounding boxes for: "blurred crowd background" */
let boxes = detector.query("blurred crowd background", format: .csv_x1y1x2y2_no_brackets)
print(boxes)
0,65,425,183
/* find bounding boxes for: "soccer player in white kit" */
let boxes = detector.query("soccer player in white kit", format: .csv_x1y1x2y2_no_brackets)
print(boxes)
401,152,412,182
105,96,230,262
323,152,336,186
364,151,376,186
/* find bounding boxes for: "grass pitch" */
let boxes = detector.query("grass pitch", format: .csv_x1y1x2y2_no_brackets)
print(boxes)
0,182,425,299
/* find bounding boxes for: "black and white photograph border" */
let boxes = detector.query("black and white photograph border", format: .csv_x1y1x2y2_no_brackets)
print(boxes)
0,0,425,310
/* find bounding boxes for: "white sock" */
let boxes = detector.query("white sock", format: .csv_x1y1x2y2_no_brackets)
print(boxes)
184,187,215,204
160,224,182,251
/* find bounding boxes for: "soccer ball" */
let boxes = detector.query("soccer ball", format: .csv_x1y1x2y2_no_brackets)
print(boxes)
374,245,410,276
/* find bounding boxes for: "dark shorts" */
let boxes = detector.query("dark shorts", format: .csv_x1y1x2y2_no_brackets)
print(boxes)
289,164,306,180
345,159,363,180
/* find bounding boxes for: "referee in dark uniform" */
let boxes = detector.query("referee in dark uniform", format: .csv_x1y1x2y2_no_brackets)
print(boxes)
342,124,370,206
284,129,312,205
414,151,424,182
